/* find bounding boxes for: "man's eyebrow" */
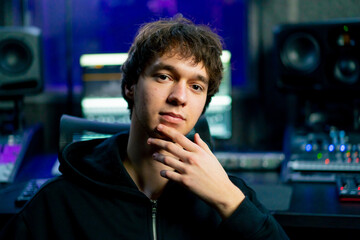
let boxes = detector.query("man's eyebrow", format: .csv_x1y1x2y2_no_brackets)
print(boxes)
196,74,209,85
149,62,209,84
150,63,177,75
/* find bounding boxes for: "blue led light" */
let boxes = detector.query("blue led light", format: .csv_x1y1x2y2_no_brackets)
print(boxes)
305,144,312,152
328,144,335,152
340,144,346,152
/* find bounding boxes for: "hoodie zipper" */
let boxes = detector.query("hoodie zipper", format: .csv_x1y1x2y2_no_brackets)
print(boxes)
151,200,158,240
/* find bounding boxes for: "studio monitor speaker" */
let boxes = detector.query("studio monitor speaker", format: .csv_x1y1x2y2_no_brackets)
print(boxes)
273,19,360,96
0,27,43,98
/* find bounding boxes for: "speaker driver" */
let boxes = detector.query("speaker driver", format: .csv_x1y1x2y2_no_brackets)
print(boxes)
280,33,321,73
0,39,32,75
333,57,359,84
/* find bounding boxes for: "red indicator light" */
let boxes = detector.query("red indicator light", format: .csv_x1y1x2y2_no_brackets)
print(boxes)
357,158,360,163
340,186,344,191
325,159,330,164
358,187,360,191
348,158,352,163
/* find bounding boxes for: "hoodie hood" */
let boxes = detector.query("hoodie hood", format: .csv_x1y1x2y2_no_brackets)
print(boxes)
59,132,138,190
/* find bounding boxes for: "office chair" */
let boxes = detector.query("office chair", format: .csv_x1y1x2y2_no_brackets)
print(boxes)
58,114,214,156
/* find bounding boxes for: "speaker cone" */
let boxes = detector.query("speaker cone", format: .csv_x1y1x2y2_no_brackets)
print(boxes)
0,39,32,75
333,57,360,84
280,33,321,73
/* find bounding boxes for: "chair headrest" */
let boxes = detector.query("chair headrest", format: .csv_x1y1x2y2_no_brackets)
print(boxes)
58,114,213,154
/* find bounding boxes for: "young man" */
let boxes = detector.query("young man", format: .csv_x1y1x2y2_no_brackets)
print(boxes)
0,15,288,239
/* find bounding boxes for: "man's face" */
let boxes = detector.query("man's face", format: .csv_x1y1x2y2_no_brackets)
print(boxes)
129,53,208,138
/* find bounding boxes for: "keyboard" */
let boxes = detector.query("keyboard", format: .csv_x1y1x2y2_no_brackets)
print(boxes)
15,178,50,207
215,152,285,171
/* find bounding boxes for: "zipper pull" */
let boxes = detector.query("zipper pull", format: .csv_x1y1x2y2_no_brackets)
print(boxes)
151,200,157,214
151,200,158,240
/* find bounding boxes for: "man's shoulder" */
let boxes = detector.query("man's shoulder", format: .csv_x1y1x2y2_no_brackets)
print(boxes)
27,176,73,200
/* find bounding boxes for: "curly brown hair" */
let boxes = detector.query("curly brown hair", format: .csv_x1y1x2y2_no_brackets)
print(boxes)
121,14,224,115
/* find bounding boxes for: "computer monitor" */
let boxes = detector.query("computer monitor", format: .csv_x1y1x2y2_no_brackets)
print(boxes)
79,51,232,139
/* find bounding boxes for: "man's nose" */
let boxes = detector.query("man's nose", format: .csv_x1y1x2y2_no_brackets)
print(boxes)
167,82,187,106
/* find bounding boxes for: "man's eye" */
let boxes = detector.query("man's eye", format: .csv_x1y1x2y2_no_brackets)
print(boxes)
192,84,203,92
157,74,170,81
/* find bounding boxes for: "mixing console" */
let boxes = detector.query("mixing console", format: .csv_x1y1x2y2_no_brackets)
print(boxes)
283,127,360,182
0,134,24,182
0,125,42,183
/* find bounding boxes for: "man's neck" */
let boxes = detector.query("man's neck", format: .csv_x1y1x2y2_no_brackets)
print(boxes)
124,122,172,200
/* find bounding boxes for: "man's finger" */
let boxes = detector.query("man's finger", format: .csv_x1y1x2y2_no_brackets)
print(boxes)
152,152,185,172
194,133,212,154
156,124,199,152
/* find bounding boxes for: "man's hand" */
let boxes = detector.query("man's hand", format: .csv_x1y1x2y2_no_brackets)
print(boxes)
147,124,245,219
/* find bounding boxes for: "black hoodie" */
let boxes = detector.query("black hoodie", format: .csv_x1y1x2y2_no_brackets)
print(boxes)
0,132,288,240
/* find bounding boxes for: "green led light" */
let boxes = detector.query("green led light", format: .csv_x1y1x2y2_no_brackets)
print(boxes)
344,25,349,32
317,153,323,159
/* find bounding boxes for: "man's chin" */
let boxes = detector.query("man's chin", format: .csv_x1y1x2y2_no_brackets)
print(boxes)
151,123,190,140
152,128,172,141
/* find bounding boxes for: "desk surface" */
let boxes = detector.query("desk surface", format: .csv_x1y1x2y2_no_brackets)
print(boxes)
2,154,360,237
229,171,360,231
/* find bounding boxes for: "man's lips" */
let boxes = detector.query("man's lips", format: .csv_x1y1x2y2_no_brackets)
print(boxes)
160,112,185,121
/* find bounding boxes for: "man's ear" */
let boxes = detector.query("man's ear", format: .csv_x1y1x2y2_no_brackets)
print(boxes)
124,85,135,99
